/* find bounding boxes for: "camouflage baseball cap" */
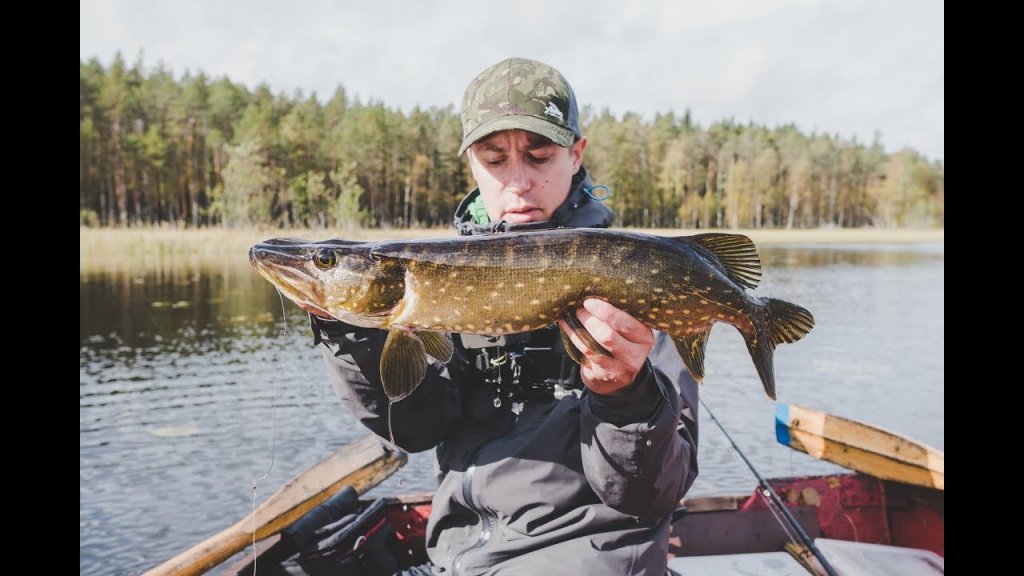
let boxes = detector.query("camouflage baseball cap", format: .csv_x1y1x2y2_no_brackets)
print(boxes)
459,57,581,155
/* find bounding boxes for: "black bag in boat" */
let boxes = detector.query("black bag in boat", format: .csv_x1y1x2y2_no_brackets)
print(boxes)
234,486,402,576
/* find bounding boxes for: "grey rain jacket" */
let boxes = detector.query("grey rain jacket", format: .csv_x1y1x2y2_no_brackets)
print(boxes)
311,166,699,575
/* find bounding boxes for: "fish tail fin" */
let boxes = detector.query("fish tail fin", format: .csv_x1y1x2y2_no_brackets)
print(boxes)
380,329,428,402
746,298,815,400
672,325,713,384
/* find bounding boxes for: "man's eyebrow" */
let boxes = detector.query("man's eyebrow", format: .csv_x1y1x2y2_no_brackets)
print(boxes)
524,134,557,150
476,140,506,153
475,134,559,153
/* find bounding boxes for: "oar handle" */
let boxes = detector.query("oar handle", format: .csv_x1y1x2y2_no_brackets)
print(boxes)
143,436,407,576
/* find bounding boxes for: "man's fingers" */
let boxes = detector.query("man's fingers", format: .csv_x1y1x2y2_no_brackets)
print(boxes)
582,298,654,346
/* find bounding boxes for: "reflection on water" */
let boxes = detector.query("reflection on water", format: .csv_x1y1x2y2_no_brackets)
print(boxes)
80,243,944,575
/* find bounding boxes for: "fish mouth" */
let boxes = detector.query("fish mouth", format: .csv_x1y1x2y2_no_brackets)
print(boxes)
249,241,326,314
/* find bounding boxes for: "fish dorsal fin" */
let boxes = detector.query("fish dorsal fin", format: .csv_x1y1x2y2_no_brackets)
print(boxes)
684,233,762,290
672,326,713,383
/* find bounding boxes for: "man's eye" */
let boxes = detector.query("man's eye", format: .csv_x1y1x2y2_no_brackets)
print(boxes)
528,155,551,164
486,159,506,167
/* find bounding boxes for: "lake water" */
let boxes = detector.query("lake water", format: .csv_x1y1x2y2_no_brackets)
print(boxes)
80,240,944,575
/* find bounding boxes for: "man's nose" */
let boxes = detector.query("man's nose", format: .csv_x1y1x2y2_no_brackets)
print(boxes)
504,157,531,195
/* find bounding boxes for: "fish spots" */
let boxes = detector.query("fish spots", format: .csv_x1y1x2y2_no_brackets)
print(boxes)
700,315,711,321
513,315,523,321
538,313,548,320
673,320,683,326
530,299,541,305
653,287,664,293
439,287,447,294
466,324,476,330
563,284,572,291
465,285,475,292
490,292,500,298
504,323,514,332
647,313,657,320
650,269,660,275
433,316,442,323
449,271,458,278
521,324,532,331
496,282,505,289
658,322,670,328
625,278,636,285
619,298,628,304
638,299,646,304
515,282,525,289
537,277,546,284
700,300,709,305
683,309,691,315
483,305,492,311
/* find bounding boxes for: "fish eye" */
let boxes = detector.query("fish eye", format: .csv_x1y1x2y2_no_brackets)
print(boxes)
313,248,337,270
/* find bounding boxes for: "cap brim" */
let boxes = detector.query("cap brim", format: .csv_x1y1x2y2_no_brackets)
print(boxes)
459,115,575,155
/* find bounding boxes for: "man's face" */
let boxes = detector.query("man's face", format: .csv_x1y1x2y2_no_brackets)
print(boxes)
467,130,587,224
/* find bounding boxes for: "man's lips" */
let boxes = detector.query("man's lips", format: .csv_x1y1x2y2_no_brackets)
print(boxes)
501,207,542,222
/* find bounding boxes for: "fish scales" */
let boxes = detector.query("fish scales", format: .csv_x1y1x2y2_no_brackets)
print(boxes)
249,229,814,401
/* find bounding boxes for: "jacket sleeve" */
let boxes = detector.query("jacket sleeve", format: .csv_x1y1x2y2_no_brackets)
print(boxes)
579,332,699,518
310,314,465,453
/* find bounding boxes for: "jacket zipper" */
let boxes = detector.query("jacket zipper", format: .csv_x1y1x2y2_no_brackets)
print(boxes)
451,463,496,575
451,407,521,576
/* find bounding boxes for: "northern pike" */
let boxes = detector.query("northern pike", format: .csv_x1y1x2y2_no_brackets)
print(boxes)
249,230,814,402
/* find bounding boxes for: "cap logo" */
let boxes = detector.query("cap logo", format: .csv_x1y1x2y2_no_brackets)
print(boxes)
543,102,564,122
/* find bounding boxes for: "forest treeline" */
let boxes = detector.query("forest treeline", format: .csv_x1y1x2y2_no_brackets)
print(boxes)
80,55,944,229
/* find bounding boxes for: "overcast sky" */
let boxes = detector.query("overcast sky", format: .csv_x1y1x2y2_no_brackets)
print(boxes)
80,0,943,161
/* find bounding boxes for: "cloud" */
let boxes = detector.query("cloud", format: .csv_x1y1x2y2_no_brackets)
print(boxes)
80,0,943,160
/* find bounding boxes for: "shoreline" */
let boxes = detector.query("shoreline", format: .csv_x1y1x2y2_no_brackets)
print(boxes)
80,226,943,271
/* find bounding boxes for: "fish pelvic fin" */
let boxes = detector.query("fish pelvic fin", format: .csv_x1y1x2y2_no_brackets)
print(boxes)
415,331,454,363
564,310,613,358
672,325,712,384
686,233,762,290
746,298,816,400
380,329,428,402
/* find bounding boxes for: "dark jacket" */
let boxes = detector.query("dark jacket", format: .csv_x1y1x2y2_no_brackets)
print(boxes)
311,166,699,575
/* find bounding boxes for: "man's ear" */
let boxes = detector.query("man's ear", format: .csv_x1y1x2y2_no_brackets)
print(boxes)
571,137,588,174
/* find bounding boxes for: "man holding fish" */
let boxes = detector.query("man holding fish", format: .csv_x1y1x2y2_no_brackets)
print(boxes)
309,57,698,575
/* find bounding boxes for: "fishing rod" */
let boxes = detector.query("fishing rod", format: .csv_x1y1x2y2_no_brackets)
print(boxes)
700,398,839,576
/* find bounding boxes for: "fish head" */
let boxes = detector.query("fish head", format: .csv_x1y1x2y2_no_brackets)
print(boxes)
249,238,404,327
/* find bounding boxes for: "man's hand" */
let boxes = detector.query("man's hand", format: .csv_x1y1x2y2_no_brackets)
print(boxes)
558,298,655,396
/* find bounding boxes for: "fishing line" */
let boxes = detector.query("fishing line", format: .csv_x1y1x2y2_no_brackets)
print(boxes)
249,289,288,574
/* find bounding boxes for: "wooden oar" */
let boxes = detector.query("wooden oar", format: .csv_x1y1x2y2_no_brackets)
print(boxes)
143,435,407,576
775,403,944,490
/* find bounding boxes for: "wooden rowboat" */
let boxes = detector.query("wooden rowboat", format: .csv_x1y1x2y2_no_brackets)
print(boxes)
149,406,945,576
226,472,944,576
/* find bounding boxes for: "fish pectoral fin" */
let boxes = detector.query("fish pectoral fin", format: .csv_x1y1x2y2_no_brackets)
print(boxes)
558,323,586,364
685,233,762,290
414,331,454,363
673,326,712,383
564,310,613,358
380,329,428,402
